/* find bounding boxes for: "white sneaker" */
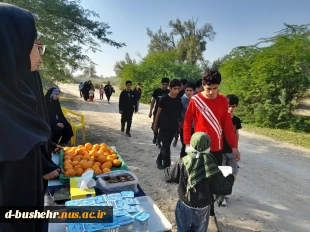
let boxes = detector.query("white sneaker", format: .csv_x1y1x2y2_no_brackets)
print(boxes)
221,198,227,207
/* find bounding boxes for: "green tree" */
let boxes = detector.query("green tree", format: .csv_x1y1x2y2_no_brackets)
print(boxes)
220,24,310,132
147,18,215,64
4,0,125,81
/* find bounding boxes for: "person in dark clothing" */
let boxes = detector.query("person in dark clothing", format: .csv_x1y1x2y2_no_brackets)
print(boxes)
104,81,115,103
0,3,51,232
149,78,170,147
81,80,93,101
119,81,138,137
179,82,196,158
133,83,142,114
45,88,74,145
164,132,235,231
153,79,182,169
78,81,83,97
25,71,62,190
178,78,188,97
172,79,189,148
194,79,204,94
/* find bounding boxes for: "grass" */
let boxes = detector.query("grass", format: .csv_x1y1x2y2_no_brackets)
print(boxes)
242,124,310,149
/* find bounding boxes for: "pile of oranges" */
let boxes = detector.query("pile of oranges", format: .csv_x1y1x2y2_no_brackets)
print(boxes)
62,143,122,177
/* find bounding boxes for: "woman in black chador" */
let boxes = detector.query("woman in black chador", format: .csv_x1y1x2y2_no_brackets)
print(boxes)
0,3,51,232
81,80,93,101
45,88,74,145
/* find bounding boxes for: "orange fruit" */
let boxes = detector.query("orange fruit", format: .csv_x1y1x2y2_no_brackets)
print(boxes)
71,161,79,166
73,156,81,162
89,157,95,162
94,169,102,175
107,155,115,162
64,155,72,160
109,150,115,154
77,145,85,149
79,159,87,164
100,143,107,147
103,152,109,156
74,165,82,170
89,149,97,156
64,151,74,156
85,143,92,151
113,159,122,167
97,156,107,164
64,147,71,152
81,156,90,161
82,162,92,169
65,169,76,177
75,168,84,176
75,148,83,155
64,160,72,165
101,161,112,169
88,161,94,166
93,144,100,151
84,168,93,173
94,162,101,167
111,154,118,160
102,168,111,173
92,165,100,170
64,164,73,171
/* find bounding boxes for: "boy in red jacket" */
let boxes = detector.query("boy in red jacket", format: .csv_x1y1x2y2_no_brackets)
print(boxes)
183,70,241,216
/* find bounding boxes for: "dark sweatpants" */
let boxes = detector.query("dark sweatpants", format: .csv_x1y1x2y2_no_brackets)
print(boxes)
157,129,176,168
210,149,224,216
121,109,134,132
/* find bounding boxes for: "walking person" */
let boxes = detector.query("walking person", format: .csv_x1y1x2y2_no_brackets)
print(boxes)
119,81,138,137
221,94,242,206
99,84,104,100
133,83,142,113
78,81,83,97
183,70,241,217
164,132,235,232
179,82,196,158
104,81,115,103
149,78,170,147
153,79,182,169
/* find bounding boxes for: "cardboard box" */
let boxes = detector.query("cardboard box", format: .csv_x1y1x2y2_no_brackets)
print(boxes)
70,177,96,200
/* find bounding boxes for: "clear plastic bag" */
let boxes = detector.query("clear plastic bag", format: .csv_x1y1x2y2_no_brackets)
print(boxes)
96,170,139,194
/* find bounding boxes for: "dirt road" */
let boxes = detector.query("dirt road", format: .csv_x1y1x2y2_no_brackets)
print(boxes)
59,83,310,232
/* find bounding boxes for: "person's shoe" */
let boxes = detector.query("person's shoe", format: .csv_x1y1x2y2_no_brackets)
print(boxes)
126,132,131,137
172,138,178,147
121,126,124,132
157,143,162,149
156,160,164,170
152,137,157,144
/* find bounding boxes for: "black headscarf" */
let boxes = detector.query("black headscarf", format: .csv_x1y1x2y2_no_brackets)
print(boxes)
0,3,51,162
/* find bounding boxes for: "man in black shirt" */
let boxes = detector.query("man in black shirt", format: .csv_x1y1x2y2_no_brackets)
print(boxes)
133,83,142,114
119,81,138,137
149,78,170,146
177,78,188,97
152,79,182,169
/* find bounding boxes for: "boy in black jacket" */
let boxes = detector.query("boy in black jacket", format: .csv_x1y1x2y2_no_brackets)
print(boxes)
119,80,138,137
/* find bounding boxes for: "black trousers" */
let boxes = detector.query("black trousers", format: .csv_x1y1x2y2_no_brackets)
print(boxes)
0,143,45,232
100,94,103,100
157,129,176,168
151,116,161,143
179,127,195,158
106,94,111,102
121,109,134,132
210,150,224,216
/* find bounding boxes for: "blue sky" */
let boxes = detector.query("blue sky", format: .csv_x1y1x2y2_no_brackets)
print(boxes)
80,0,310,77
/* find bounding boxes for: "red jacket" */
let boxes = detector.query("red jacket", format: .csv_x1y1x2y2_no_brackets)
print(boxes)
183,93,237,152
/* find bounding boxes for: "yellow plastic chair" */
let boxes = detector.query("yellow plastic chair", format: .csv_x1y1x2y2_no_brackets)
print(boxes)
61,107,86,146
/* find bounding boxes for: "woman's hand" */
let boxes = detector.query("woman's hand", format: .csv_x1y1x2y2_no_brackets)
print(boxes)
56,123,64,128
43,168,63,180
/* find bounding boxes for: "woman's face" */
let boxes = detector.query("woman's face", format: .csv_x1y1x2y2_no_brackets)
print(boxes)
52,93,59,101
29,44,42,71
